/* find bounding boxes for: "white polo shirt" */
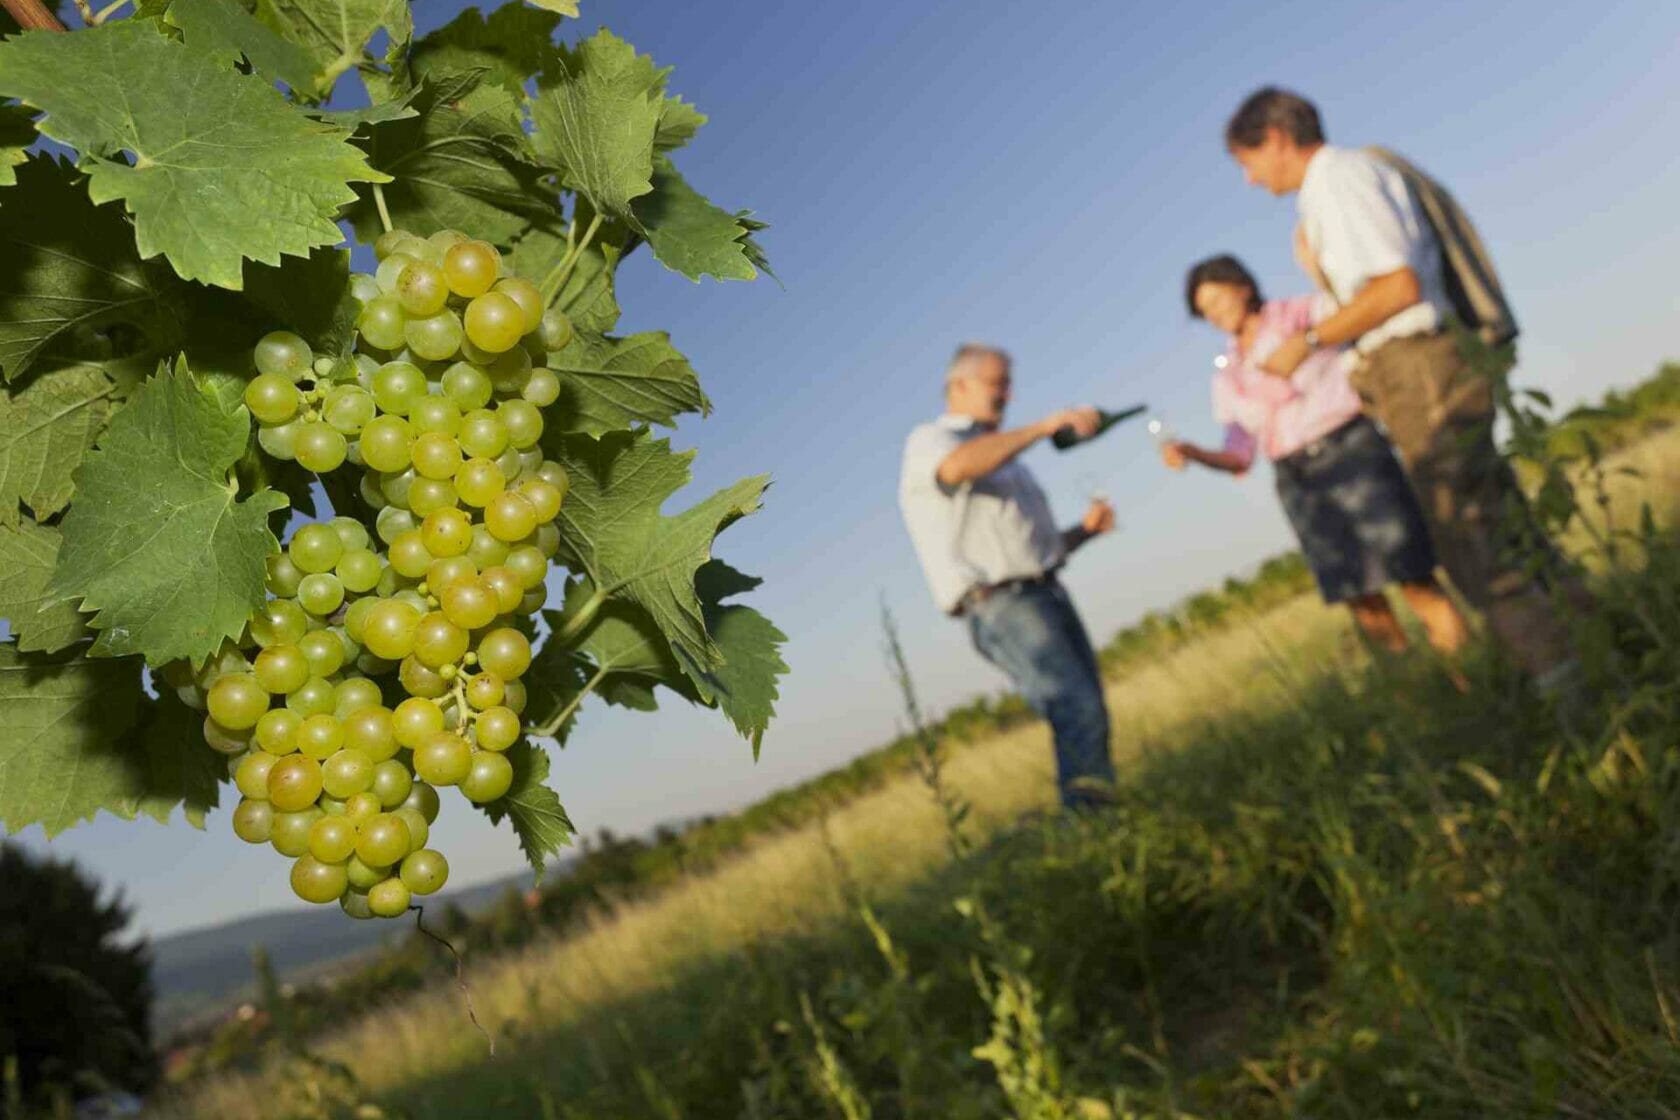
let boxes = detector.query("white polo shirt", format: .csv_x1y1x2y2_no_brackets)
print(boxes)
899,413,1065,614
1297,145,1451,353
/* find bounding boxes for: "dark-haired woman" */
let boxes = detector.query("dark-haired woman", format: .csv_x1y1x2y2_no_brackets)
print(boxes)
1162,254,1468,660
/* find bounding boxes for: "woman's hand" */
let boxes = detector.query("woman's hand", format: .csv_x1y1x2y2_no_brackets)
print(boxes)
1081,499,1116,536
1160,441,1188,470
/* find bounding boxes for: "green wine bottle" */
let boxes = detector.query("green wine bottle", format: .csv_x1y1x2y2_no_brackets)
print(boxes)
1051,403,1147,450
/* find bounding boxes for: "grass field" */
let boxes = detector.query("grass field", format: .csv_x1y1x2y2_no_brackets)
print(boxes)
157,427,1680,1120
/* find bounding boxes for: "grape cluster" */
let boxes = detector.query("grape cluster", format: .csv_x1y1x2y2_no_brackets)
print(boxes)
162,228,576,919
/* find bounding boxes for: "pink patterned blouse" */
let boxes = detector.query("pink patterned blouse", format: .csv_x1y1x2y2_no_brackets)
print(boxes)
1211,295,1364,467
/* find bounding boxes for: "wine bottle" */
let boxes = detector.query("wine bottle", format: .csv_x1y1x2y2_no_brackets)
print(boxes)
1051,403,1147,450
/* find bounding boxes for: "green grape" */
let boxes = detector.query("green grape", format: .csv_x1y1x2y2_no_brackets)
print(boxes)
396,259,450,316
442,240,498,298
232,798,274,843
412,613,468,668
291,854,349,905
372,760,414,809
328,515,370,551
515,447,544,478
409,395,462,436
245,372,301,424
521,367,560,407
337,548,383,594
369,878,411,918
414,732,472,786
377,504,418,545
393,589,431,613
266,554,305,599
462,291,525,353
539,308,575,352
401,849,449,895
388,530,432,579
393,697,445,750
297,573,346,616
499,399,544,450
401,782,441,824
203,715,251,754
295,422,348,474
468,526,512,570
475,705,520,751
491,277,544,334
345,854,389,891
534,522,561,559
358,472,389,511
461,751,514,803
518,479,562,523
363,600,422,660
412,432,463,480
297,630,345,678
428,228,468,254
486,346,531,392
343,597,378,645
503,679,527,716
270,808,322,857
257,417,301,460
235,748,277,802
322,749,375,799
536,461,570,497
457,334,496,365
441,362,493,410
255,708,302,755
519,586,548,614
286,676,338,718
361,414,414,473
480,566,525,613
252,644,310,695
485,491,539,542
207,674,269,731
296,713,345,760
504,545,548,591
308,816,358,863
343,792,382,825
420,508,473,557
458,410,509,459
394,806,429,849
334,677,383,717
290,524,345,574
372,361,428,415
463,672,504,710
400,656,450,699
405,309,464,362
254,331,314,380
345,707,400,762
268,755,324,812
494,447,522,484
252,600,308,650
455,458,505,508
350,273,383,304
376,250,419,293
317,794,348,816
340,890,374,920
324,385,377,435
440,580,499,631
477,628,532,680
407,476,458,517
357,296,407,351
356,813,412,867
426,555,478,594
374,228,416,260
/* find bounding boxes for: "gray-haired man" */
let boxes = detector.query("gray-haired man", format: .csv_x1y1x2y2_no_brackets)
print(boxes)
898,344,1118,810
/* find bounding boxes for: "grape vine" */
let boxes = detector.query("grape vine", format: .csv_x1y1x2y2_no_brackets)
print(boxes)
0,0,786,910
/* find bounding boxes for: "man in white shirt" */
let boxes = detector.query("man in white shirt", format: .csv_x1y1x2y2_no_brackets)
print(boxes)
899,343,1119,809
1221,87,1577,686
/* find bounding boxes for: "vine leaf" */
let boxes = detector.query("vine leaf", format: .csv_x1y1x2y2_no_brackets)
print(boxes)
241,247,357,357
548,330,708,436
409,4,562,94
0,157,176,384
545,430,768,674
504,209,625,334
346,70,553,246
0,20,388,289
530,29,663,220
655,96,705,152
165,0,322,94
633,156,761,282
0,362,116,528
676,561,787,756
251,0,412,98
124,687,223,828
480,739,574,875
0,100,31,187
47,361,287,666
524,0,578,15
0,520,90,653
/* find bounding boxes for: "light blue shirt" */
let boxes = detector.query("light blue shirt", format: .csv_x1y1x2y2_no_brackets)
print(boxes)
898,413,1065,613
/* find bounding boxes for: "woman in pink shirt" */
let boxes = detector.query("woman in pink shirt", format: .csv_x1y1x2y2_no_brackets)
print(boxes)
1162,255,1467,658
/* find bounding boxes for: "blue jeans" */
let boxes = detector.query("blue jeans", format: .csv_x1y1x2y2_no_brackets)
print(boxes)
965,578,1115,809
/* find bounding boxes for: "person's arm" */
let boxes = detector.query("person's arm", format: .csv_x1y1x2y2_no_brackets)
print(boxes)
1261,269,1419,377
935,407,1098,487
1165,441,1252,474
1060,499,1115,555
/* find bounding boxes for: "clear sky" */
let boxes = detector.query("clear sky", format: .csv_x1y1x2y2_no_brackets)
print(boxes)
11,0,1680,938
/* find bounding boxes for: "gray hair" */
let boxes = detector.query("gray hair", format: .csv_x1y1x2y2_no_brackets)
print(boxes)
944,343,1010,392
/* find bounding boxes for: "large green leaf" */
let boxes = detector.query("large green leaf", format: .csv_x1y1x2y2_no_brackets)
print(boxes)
251,0,411,97
546,430,767,672
0,520,90,653
47,362,286,666
504,205,627,334
655,96,706,152
480,738,573,875
124,686,222,828
409,4,561,94
0,362,116,527
165,0,322,93
0,99,31,187
529,29,662,220
525,0,578,15
0,642,144,835
347,72,553,246
0,157,176,384
676,561,787,756
241,246,357,356
633,156,760,282
548,330,707,436
0,21,386,289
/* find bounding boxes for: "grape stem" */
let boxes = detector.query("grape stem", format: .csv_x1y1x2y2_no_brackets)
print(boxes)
411,904,496,1058
530,662,608,739
0,0,66,31
370,182,394,235
71,0,128,24
551,584,607,648
539,212,604,305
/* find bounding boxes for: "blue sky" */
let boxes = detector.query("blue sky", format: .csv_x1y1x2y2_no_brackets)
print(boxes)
11,0,1680,938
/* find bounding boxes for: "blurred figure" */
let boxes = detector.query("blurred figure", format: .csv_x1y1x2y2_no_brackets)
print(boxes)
1164,254,1468,660
898,344,1118,810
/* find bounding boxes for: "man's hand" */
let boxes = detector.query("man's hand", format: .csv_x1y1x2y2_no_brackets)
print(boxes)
1160,440,1188,470
1039,405,1101,441
1260,333,1311,378
1081,498,1116,536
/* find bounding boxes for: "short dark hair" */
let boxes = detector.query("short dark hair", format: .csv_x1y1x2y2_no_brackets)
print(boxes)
1225,87,1325,150
1185,255,1264,318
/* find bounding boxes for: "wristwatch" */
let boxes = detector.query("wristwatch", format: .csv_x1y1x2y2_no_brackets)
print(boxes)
1303,326,1322,351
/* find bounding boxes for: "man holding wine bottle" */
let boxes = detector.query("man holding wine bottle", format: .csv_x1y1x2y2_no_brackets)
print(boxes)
898,343,1120,811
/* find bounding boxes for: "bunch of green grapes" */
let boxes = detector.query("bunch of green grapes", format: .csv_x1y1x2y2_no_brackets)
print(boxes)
164,228,576,920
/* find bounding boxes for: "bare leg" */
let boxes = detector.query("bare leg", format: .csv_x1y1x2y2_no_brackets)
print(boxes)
1348,593,1408,654
1397,579,1470,657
